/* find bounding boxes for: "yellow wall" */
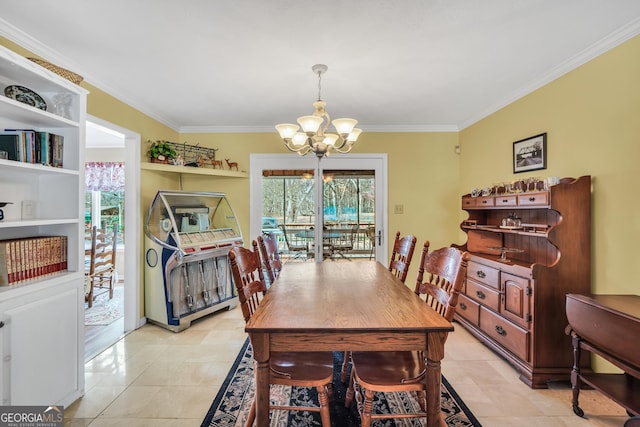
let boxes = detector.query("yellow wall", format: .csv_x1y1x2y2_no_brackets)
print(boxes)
459,34,640,296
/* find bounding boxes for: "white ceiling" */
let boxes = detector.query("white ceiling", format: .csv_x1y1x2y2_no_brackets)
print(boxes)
1,1,640,134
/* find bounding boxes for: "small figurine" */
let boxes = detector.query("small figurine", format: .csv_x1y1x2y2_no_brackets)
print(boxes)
226,159,239,170
173,155,184,166
211,159,223,169
197,154,206,168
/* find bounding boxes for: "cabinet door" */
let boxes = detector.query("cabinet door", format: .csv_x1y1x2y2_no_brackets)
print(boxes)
500,272,532,329
1,285,81,405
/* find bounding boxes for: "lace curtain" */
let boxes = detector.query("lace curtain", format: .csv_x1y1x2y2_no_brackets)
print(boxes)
85,162,125,192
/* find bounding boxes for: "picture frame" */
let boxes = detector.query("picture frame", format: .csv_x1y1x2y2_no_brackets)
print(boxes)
513,133,547,173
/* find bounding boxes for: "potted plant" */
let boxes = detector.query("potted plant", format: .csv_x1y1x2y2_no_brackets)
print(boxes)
147,140,176,164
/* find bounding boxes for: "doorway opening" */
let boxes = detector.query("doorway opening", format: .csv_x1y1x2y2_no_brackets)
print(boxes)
84,118,141,361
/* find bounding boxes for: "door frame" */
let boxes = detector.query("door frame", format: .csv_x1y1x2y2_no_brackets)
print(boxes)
249,153,388,263
87,115,142,332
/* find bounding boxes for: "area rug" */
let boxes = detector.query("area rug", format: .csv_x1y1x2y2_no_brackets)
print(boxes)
84,286,124,326
201,339,482,427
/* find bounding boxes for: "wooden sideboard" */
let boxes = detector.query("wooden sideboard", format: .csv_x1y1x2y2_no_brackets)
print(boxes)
454,176,591,388
566,294,640,419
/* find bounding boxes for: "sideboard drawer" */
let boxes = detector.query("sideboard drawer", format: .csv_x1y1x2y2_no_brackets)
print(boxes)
477,196,495,207
480,307,530,362
462,196,476,209
494,195,517,207
517,191,549,206
466,279,500,311
467,261,499,289
457,294,479,325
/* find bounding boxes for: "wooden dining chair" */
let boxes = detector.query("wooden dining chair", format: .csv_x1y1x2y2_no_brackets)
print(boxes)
339,230,417,382
85,226,118,307
257,233,282,285
228,242,334,427
388,231,418,283
345,244,470,427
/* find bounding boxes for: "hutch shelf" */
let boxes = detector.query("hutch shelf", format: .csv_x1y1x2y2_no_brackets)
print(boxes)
454,175,592,388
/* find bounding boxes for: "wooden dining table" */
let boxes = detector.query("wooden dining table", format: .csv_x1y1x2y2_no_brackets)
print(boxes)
245,260,454,427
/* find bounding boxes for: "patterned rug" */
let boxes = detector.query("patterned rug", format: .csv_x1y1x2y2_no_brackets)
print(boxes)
84,286,124,326
202,339,482,427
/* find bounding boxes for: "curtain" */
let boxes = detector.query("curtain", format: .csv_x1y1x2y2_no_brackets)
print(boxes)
85,162,125,192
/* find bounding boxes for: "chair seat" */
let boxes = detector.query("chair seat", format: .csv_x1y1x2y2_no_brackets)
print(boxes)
351,351,424,391
270,351,334,385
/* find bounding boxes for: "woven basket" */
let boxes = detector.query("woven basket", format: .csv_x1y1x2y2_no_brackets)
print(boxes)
27,57,83,85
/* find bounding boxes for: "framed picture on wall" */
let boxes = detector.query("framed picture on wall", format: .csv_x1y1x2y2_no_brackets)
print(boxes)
513,133,547,173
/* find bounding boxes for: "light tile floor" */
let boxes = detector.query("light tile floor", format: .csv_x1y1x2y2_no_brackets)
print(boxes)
65,305,629,426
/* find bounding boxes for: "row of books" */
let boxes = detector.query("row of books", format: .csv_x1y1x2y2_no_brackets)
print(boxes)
0,129,64,167
0,236,68,286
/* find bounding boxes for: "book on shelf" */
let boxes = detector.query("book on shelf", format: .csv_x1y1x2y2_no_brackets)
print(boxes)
0,132,20,161
1,130,64,167
0,236,68,286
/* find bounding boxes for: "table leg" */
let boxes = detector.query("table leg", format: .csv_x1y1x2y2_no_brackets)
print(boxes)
426,332,448,427
249,332,270,427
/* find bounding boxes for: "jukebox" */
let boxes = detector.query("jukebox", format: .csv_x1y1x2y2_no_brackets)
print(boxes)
144,190,242,331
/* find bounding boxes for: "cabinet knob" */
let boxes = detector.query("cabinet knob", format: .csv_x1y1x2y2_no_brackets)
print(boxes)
476,270,486,279
529,197,536,202
476,290,486,299
0,321,4,328
495,325,507,336
459,302,467,310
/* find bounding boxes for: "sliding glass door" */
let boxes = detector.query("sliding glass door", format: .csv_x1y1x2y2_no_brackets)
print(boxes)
250,154,387,263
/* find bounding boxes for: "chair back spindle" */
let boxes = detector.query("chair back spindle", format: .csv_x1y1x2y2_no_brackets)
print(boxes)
414,244,469,321
229,241,267,323
388,231,417,283
257,234,282,284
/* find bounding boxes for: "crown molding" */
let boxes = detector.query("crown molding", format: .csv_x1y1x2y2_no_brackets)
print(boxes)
459,16,640,130
180,124,460,134
0,18,182,132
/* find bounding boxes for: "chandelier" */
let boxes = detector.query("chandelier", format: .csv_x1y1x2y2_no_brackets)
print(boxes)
276,64,362,159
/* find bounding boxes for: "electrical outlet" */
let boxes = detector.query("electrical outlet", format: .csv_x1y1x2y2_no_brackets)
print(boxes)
394,204,404,214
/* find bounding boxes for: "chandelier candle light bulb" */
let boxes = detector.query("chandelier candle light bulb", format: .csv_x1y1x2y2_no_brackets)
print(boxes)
276,64,362,158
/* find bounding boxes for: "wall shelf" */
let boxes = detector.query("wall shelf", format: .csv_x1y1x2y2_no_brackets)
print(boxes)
140,162,247,178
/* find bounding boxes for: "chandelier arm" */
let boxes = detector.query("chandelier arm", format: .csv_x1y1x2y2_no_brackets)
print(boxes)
297,145,313,156
333,142,354,154
283,144,301,153
283,140,311,155
333,138,348,150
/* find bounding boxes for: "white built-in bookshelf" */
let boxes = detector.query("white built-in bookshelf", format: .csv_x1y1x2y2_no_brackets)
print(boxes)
0,44,87,407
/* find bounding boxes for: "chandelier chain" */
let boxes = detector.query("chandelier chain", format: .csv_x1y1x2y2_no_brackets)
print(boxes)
317,69,322,101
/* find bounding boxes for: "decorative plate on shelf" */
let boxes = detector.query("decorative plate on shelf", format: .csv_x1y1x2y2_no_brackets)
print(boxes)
4,85,47,110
